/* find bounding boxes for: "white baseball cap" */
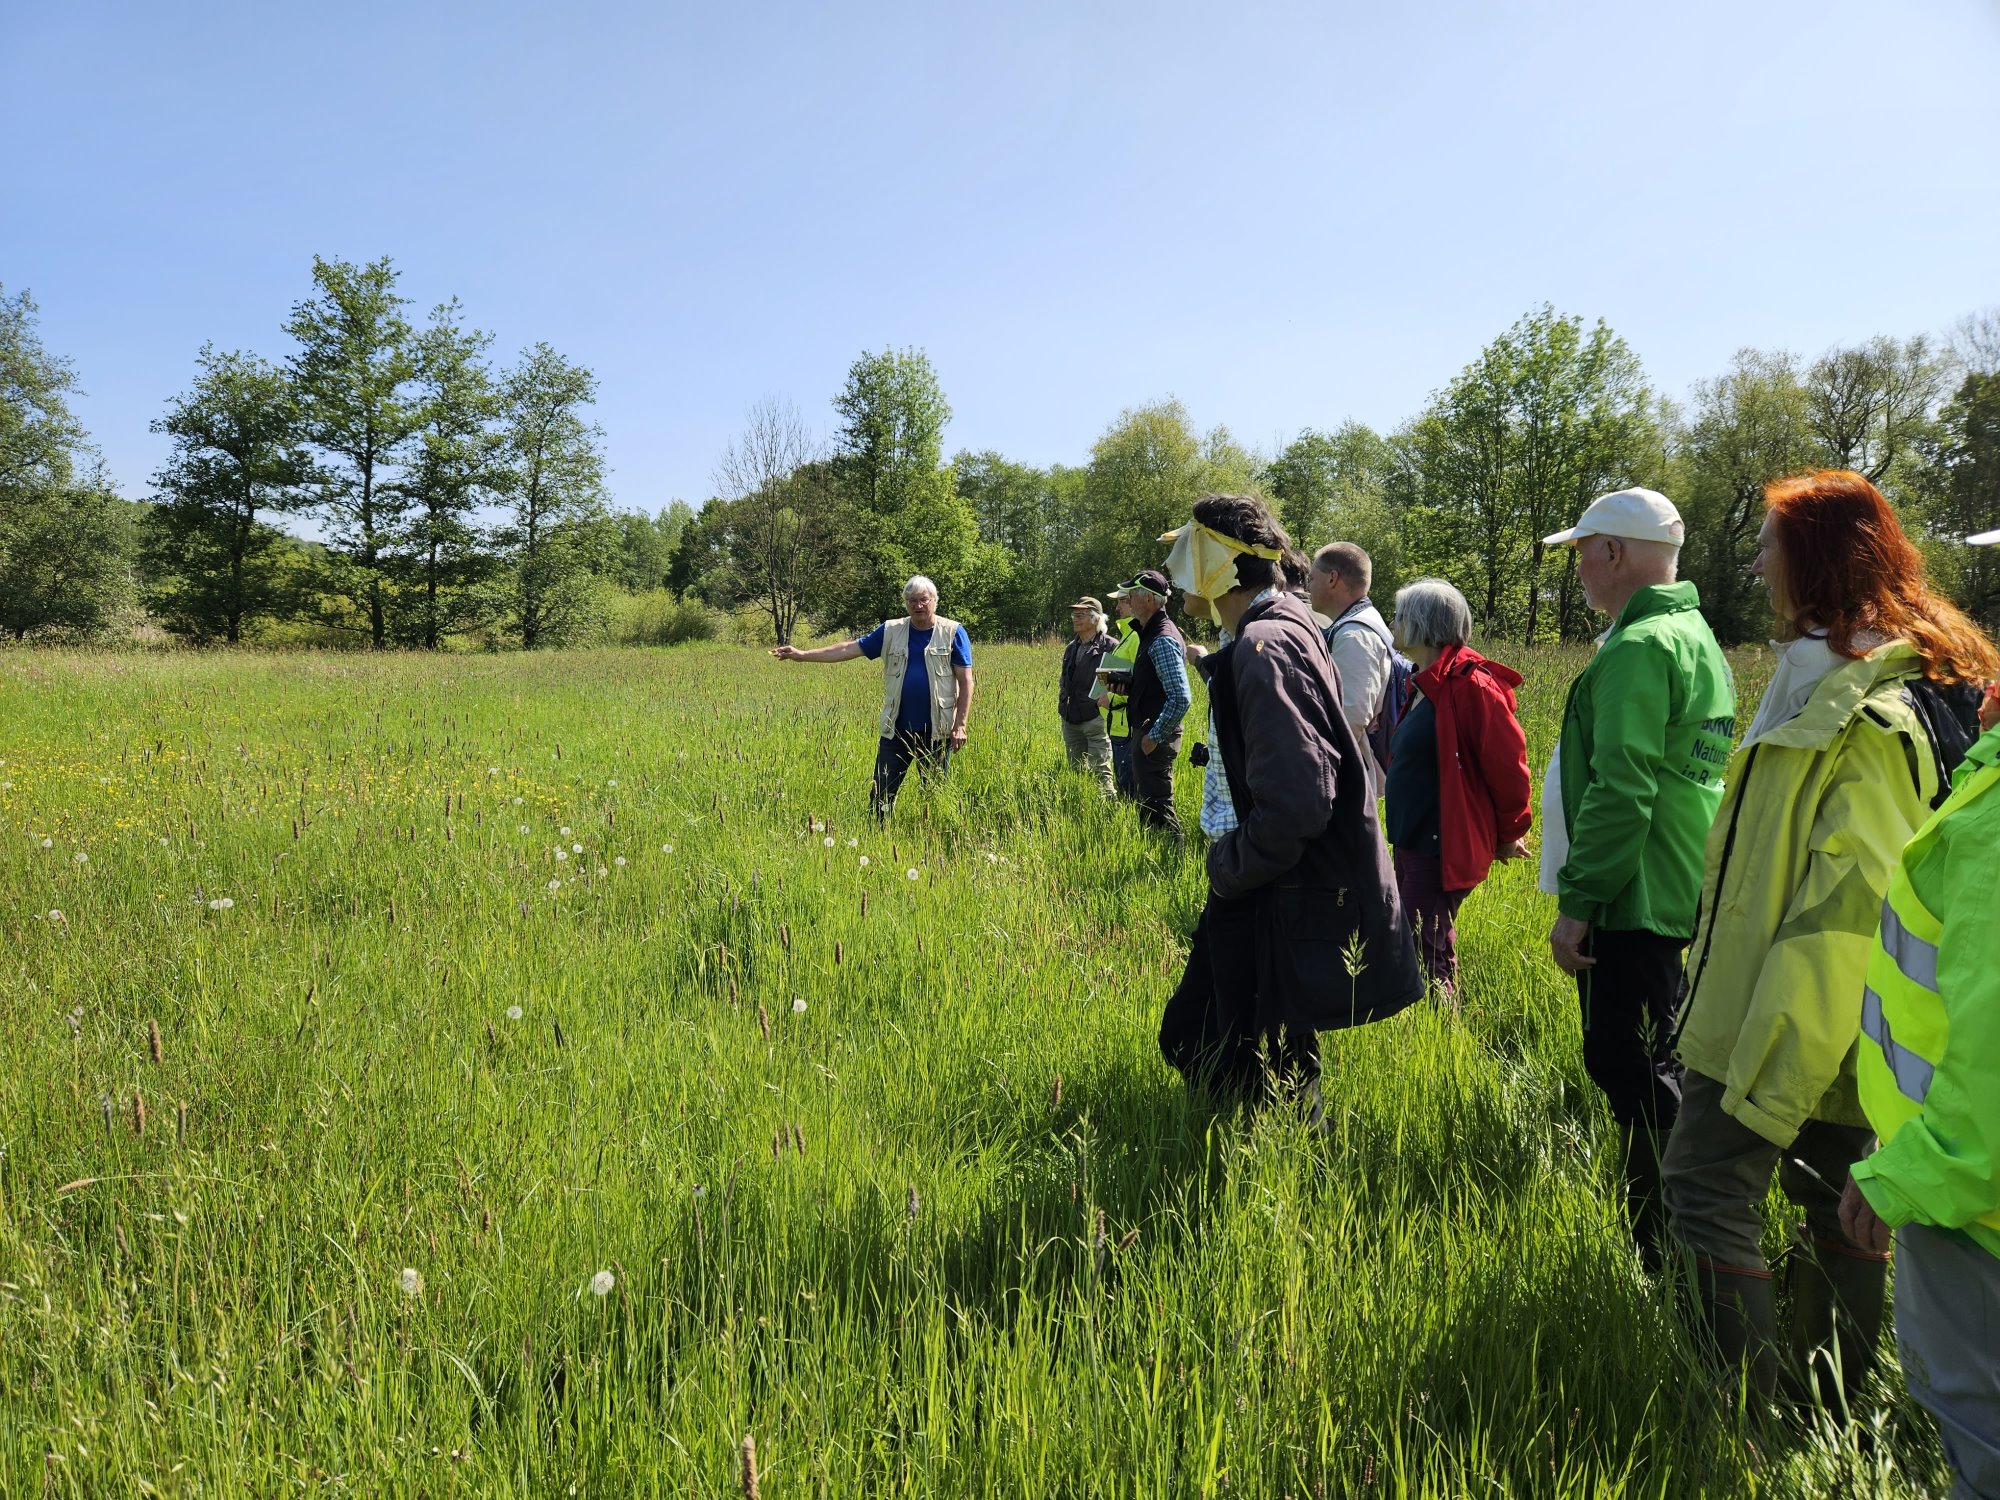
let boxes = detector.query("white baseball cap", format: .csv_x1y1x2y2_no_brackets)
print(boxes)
1970,528,2000,546
1543,488,1686,548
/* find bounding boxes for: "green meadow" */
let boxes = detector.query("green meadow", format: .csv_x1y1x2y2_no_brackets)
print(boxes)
0,642,1951,1498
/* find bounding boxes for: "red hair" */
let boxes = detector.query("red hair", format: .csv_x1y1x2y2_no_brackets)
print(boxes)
1766,470,1999,685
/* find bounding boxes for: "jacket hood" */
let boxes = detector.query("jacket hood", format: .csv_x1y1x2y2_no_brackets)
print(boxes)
1416,641,1522,695
1745,639,1925,752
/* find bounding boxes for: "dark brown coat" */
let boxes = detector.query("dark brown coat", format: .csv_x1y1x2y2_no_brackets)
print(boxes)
1201,591,1423,1030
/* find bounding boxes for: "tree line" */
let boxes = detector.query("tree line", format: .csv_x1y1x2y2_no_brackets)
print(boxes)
3,271,1996,648
1,262,690,646
675,304,2000,647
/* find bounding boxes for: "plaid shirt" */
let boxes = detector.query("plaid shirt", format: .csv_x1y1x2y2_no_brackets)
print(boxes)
1196,596,1274,839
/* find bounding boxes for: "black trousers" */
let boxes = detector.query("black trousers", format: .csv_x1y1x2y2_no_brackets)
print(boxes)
871,730,951,818
1132,734,1182,844
1575,926,1686,1133
1159,892,1320,1103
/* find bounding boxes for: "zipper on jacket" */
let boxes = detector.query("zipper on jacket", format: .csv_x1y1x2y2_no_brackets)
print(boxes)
1685,744,1759,1005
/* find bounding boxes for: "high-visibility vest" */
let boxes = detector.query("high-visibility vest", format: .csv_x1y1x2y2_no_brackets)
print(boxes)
1104,622,1140,738
1858,747,2000,1241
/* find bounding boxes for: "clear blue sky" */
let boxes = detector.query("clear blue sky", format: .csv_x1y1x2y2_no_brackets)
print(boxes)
6,0,1999,515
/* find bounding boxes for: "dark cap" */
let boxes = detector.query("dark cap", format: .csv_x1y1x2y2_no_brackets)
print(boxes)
1110,569,1171,600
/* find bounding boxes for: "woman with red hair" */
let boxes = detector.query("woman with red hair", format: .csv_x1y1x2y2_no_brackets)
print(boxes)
1662,470,1999,1410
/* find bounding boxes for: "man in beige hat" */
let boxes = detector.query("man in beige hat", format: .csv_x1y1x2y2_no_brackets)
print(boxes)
1542,487,1736,1270
1057,594,1118,795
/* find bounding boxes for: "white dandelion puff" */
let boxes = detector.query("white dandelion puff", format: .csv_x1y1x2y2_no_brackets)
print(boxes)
73,852,88,865
512,796,524,805
487,767,501,776
506,1005,524,1021
399,1267,424,1296
791,997,808,1013
606,779,617,788
560,826,572,837
822,837,835,848
846,838,858,848
207,897,234,911
518,824,530,835
554,848,568,861
906,868,920,882
661,843,674,854
858,856,870,868
590,1269,615,1297
572,843,583,854
595,865,608,877
40,837,53,849
48,909,64,924
159,837,170,847
547,879,561,892
613,856,626,867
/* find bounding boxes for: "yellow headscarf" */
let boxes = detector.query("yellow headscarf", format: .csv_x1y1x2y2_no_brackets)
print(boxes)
1159,519,1284,622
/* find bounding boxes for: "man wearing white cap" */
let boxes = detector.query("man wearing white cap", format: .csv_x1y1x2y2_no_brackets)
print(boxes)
1543,487,1737,1268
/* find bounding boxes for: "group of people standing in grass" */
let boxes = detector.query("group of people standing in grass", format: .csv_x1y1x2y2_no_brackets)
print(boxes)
775,475,2000,1495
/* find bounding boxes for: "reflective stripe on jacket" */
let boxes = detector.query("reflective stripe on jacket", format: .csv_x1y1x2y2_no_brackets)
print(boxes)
1852,723,2000,1259
1676,641,1937,1147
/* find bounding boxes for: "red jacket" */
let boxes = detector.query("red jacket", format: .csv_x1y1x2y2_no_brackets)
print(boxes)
1411,643,1533,894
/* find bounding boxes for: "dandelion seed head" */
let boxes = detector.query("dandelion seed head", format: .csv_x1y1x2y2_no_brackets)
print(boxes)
858,856,869,867
159,837,170,847
661,843,674,854
822,837,835,848
846,838,858,847
518,824,530,835
399,1267,423,1296
590,1269,615,1297
606,779,617,788
487,767,501,776
547,879,561,892
560,826,572,837
40,837,53,849
595,865,608,877
554,848,567,861
506,1005,523,1021
511,796,523,805
906,868,920,881
48,909,64,923
572,843,583,854
613,856,626,867
73,852,88,865
207,897,234,911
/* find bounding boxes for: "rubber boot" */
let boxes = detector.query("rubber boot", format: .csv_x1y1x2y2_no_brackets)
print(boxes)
1694,1259,1781,1403
1621,1125,1669,1277
1786,1235,1890,1415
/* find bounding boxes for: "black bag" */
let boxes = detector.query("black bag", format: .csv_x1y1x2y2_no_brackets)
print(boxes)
1903,678,1983,809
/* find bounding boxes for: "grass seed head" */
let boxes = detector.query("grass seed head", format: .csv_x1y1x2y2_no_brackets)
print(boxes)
148,1018,163,1065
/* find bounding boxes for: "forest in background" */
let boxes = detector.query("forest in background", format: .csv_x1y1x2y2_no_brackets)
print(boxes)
3,258,1996,650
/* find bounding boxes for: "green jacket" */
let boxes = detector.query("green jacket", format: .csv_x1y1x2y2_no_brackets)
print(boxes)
1556,582,1736,935
1853,723,2000,1259
1676,643,1939,1146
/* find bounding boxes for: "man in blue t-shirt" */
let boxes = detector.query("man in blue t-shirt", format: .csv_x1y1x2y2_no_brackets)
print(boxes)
771,575,975,817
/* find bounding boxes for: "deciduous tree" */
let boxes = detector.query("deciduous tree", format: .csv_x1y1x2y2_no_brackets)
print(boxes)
143,346,312,643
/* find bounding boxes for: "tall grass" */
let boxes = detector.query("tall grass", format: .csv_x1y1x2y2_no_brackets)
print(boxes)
0,641,1944,1497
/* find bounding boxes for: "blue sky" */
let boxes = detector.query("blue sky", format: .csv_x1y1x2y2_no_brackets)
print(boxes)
6,0,1999,516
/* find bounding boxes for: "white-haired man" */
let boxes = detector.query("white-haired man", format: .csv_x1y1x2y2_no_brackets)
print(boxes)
1543,488,1735,1269
772,575,974,818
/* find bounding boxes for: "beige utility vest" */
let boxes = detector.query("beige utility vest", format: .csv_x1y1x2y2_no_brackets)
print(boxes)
879,615,961,743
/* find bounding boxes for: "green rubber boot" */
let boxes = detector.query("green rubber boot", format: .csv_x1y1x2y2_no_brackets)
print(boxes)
1695,1260,1781,1403
1787,1235,1890,1415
